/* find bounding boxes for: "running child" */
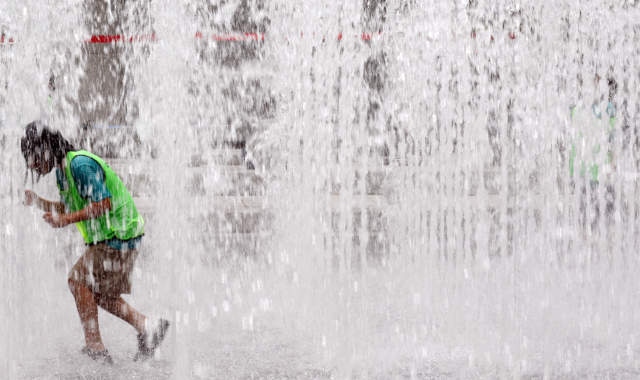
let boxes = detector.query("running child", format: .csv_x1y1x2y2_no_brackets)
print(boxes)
21,121,169,364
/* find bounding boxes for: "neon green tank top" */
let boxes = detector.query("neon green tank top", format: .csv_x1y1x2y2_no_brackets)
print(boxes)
57,150,145,244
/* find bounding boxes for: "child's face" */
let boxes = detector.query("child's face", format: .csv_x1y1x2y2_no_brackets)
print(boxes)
26,151,52,176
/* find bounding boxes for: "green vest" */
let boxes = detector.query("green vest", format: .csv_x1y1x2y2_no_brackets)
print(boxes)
57,150,144,244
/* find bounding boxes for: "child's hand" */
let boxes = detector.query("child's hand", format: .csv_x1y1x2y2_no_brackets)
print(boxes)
43,212,70,228
24,190,37,206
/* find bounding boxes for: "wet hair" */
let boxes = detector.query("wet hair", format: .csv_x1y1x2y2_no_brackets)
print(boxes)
20,121,76,177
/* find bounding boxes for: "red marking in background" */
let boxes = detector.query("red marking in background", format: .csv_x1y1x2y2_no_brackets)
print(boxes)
1,31,517,44
84,34,156,43
360,32,382,40
81,33,264,43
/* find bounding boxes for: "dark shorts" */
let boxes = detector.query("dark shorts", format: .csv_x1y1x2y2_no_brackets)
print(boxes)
68,243,139,298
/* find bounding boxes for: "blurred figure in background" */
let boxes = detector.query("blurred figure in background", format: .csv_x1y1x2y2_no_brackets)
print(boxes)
569,73,618,260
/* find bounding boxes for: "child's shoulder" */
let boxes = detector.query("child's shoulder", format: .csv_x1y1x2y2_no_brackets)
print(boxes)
71,154,100,166
70,154,104,174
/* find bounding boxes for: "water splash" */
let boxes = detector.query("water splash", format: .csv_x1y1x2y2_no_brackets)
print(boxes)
2,0,640,378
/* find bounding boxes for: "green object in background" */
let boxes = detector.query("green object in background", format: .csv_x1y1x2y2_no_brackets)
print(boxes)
569,102,616,183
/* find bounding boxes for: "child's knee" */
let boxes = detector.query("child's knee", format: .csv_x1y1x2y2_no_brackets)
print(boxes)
68,278,84,295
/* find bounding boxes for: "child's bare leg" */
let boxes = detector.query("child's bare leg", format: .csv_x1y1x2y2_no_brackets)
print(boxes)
68,279,106,352
93,294,147,335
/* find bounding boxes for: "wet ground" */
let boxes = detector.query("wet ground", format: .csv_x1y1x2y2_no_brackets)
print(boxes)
11,244,640,380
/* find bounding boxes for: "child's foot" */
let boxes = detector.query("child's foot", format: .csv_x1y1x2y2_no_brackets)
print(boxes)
133,319,170,362
81,347,114,365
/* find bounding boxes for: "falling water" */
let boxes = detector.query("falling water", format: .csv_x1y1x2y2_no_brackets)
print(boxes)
2,0,640,379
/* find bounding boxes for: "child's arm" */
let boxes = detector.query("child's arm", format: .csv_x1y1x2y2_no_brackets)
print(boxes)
43,198,112,228
24,190,66,214
43,155,113,228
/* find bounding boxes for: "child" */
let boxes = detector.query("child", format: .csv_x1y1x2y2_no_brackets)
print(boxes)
21,121,168,364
